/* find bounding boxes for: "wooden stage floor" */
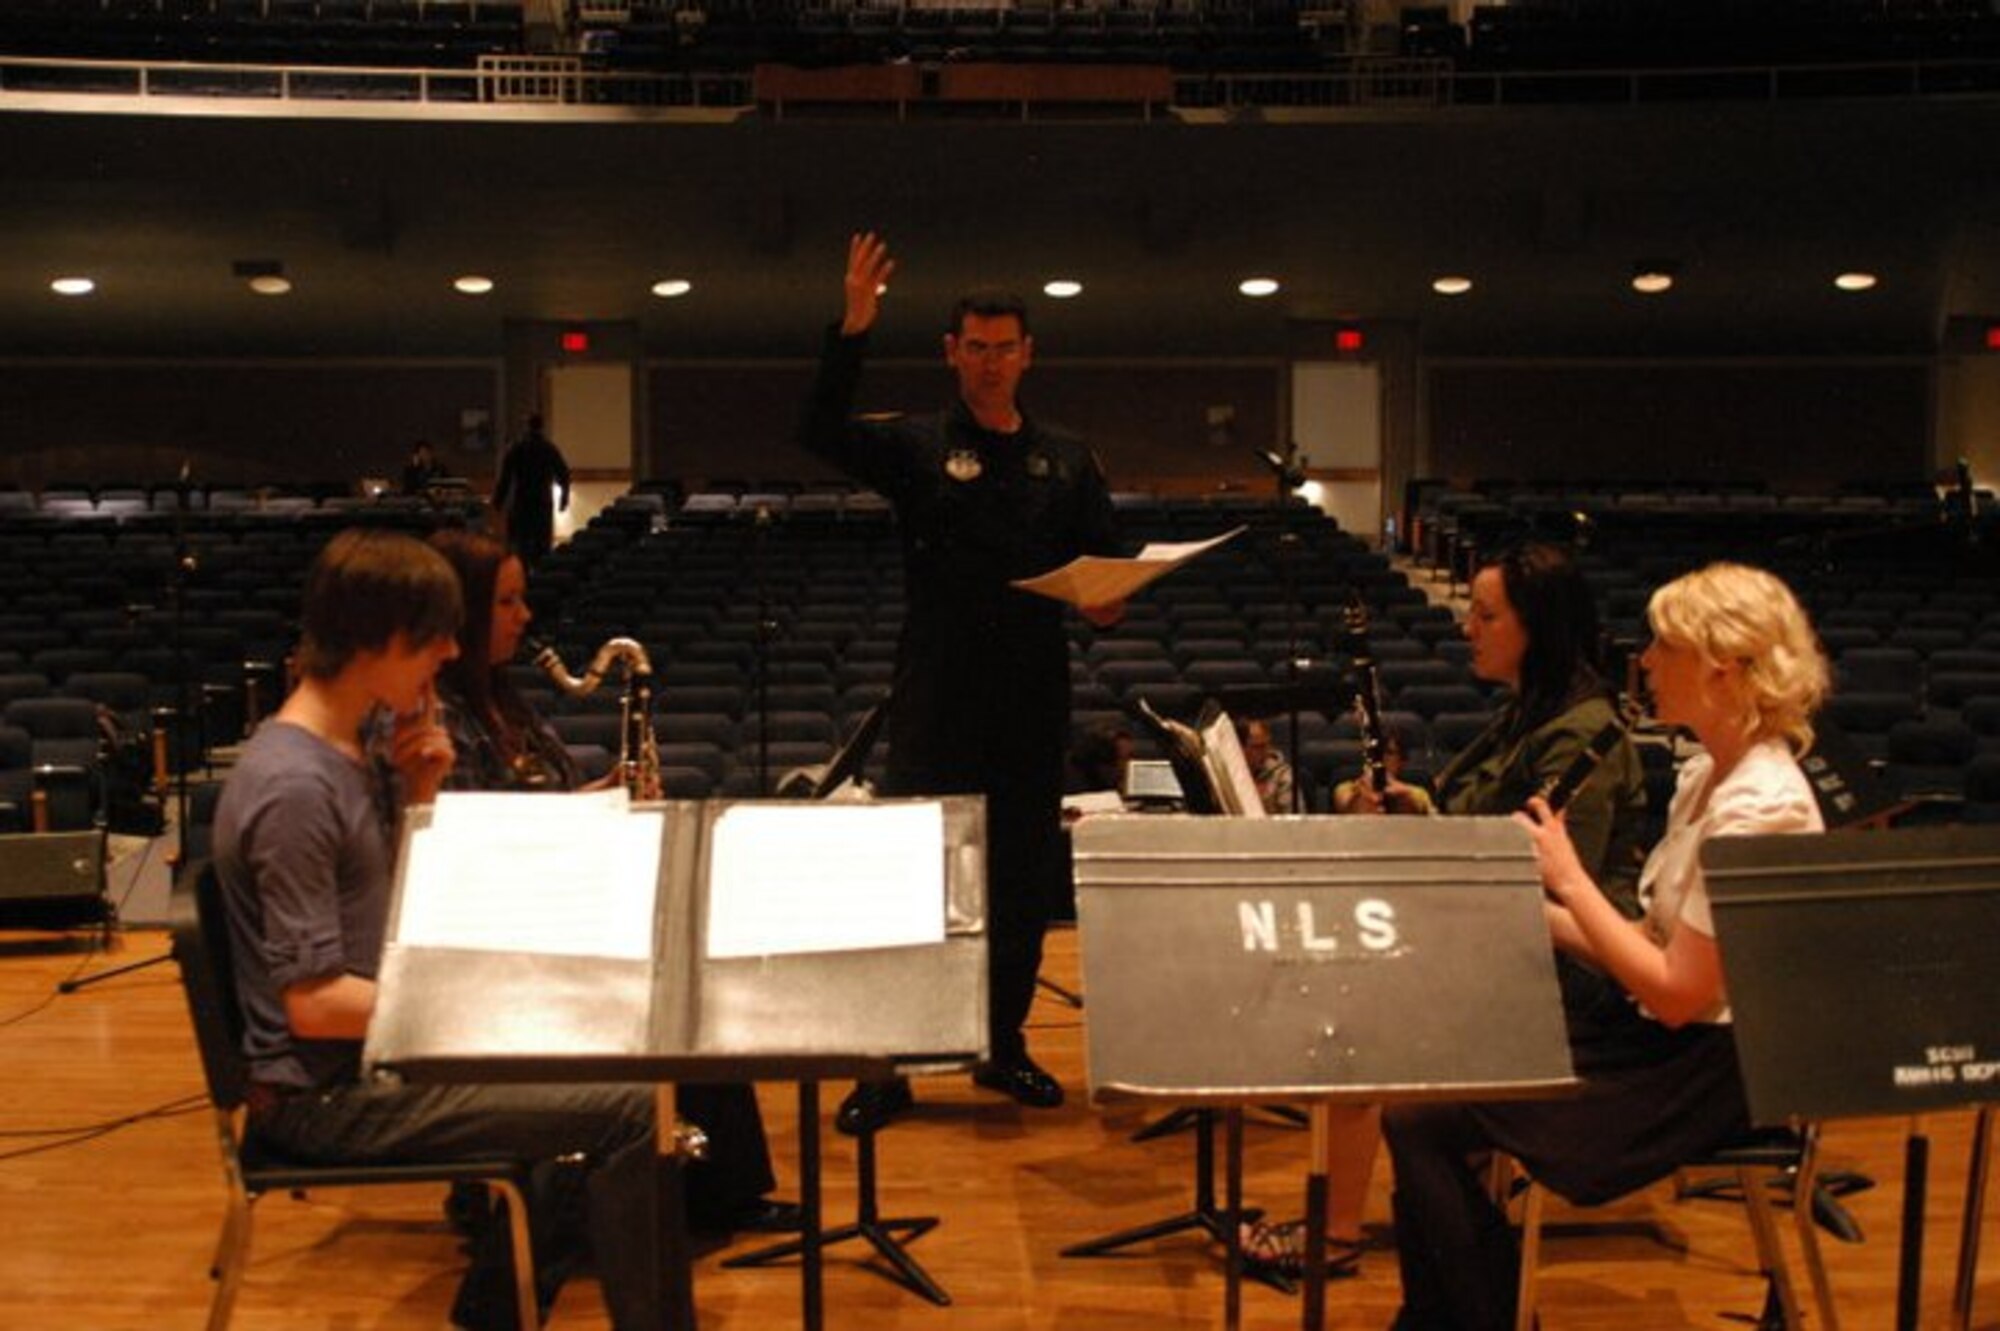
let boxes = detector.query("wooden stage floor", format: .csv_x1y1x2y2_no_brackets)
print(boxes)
0,922,1990,1330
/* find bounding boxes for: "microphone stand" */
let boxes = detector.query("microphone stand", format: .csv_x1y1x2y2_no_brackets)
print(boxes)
1251,444,1310,812
751,503,775,794
62,464,196,994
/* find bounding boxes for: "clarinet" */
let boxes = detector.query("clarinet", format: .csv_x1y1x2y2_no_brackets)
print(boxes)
1339,597,1389,796
525,635,662,798
1534,695,1640,814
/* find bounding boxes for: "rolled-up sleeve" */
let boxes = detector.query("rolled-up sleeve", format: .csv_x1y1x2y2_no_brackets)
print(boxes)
238,769,355,991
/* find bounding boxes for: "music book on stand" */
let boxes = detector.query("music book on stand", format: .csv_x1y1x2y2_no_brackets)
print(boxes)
365,794,990,1086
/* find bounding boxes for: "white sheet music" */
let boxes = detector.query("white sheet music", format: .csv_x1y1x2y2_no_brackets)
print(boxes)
1010,525,1245,607
396,791,661,961
705,803,946,959
1200,710,1269,818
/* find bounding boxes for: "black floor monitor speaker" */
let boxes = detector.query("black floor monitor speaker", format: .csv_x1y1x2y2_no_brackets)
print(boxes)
0,831,111,929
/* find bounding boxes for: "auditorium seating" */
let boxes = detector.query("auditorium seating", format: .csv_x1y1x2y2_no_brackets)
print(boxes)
1406,478,2000,821
6,477,1988,822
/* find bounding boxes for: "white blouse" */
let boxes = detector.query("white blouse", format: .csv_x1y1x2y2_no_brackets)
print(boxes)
1635,737,1823,1022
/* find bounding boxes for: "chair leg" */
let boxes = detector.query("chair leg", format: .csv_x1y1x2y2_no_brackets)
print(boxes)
487,1177,540,1331
1791,1125,1842,1331
1738,1163,1805,1329
1514,1178,1544,1331
1952,1106,1994,1331
208,1109,256,1331
207,1190,255,1331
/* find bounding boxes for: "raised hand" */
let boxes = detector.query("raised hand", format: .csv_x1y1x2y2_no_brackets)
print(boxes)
390,686,455,806
841,231,896,336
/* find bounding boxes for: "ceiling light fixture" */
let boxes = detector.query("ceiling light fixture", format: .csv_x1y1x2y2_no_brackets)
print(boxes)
50,276,95,296
1631,261,1677,295
651,278,692,298
1432,275,1473,296
232,258,289,296
453,275,494,295
1043,279,1082,299
1238,277,1280,298
1834,271,1878,292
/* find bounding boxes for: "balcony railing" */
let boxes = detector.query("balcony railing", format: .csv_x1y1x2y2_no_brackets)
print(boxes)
1,50,1995,119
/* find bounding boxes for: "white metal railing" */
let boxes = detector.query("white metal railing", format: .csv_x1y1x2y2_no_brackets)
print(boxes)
1176,55,2000,111
477,52,582,101
1,51,1995,118
0,53,749,110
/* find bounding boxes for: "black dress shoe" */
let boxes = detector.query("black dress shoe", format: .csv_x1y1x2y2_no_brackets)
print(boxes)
971,1057,1065,1108
834,1078,914,1136
687,1195,806,1236
734,1197,805,1233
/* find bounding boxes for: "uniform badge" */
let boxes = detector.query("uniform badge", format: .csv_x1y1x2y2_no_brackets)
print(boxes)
1025,452,1051,480
945,449,983,483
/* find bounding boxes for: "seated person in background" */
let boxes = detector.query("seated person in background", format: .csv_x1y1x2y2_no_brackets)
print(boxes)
212,528,688,1331
1066,721,1134,801
1330,725,1435,816
1235,716,1295,814
401,439,440,495
1382,562,1830,1331
429,528,799,1238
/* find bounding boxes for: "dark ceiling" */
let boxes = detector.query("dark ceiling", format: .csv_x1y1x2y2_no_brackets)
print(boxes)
5,92,1999,363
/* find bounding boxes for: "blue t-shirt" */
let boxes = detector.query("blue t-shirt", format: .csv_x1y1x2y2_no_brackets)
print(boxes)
213,720,396,1090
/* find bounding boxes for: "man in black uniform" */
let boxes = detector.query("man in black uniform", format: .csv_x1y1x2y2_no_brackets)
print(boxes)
801,232,1124,1134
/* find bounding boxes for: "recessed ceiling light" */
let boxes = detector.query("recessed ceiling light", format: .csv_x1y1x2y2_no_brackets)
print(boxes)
1238,277,1280,298
453,275,494,295
1432,275,1473,296
50,276,95,296
1043,279,1082,299
1834,271,1878,292
651,278,692,298
1631,262,1677,295
248,274,292,296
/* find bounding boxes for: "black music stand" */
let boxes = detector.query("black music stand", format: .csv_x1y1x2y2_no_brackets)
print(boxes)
725,711,959,1305
1069,814,1578,1331
723,1060,953,1305
365,795,990,1331
1705,825,2000,1331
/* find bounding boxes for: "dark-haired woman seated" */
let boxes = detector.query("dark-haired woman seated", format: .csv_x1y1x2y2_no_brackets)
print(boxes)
1245,542,1648,1278
429,528,799,1238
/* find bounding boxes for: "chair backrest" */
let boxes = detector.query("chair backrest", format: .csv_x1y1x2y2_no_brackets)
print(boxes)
4,695,100,740
169,859,251,1112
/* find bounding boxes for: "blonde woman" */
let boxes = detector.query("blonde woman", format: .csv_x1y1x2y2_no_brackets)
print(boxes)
1382,563,1831,1331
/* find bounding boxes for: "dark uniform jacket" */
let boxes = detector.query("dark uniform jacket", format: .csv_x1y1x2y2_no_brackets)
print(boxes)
799,326,1121,828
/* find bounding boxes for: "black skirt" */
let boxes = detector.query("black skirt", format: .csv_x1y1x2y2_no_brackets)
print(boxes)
1468,1002,1750,1206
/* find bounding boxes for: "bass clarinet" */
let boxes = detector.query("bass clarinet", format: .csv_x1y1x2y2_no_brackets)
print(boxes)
526,635,663,798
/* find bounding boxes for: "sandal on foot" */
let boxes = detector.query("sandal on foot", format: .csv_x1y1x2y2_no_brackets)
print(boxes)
1238,1217,1364,1278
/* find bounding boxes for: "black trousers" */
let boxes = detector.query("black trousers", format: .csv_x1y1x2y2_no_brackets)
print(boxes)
978,783,1065,1065
883,765,1065,1068
255,1079,692,1331
676,1081,778,1228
